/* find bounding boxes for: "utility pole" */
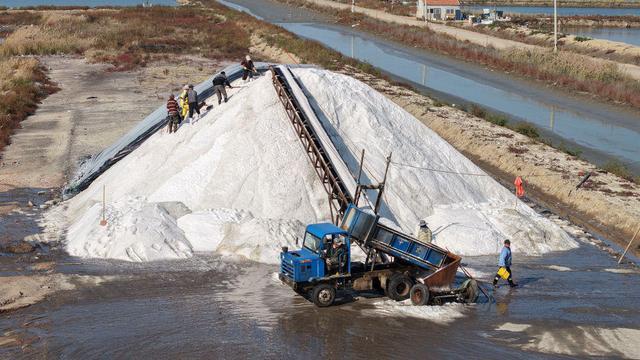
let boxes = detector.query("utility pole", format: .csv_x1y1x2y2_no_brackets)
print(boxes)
553,0,558,53
352,0,355,13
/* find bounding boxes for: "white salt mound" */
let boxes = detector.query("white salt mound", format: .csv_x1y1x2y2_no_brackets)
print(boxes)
56,67,576,263
59,75,330,262
291,68,577,256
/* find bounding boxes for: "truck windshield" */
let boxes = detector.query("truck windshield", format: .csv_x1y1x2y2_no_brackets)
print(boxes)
303,232,322,254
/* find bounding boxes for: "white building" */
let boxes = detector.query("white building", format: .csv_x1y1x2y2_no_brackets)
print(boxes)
416,0,462,21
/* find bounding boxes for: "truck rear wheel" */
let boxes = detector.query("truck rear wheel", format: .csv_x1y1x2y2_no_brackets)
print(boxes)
410,283,430,306
387,274,413,301
311,284,336,307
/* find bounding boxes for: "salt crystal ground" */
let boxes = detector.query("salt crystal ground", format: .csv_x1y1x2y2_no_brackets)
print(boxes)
49,67,577,263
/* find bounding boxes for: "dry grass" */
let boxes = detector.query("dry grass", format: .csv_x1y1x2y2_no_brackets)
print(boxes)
0,58,58,152
0,6,250,69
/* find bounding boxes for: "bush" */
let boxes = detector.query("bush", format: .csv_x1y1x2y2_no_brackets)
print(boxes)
602,161,635,182
513,123,540,138
574,36,592,42
470,104,486,118
486,114,508,127
431,99,445,107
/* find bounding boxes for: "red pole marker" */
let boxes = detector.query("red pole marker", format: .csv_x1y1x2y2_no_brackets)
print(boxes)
514,176,525,198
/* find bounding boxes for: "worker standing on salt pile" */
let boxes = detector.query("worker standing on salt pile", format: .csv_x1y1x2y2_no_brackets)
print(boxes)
417,220,433,244
493,239,518,288
241,55,256,81
178,85,189,122
166,94,180,134
187,84,200,123
212,71,232,105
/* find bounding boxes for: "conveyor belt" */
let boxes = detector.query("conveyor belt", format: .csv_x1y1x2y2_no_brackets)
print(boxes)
271,65,369,223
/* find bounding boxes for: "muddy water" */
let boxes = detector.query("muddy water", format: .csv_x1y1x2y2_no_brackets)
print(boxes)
1,240,638,358
219,0,640,175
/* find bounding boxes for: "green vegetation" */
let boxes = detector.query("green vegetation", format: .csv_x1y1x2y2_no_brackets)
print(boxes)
602,160,636,182
574,36,592,42
513,123,540,138
556,143,583,157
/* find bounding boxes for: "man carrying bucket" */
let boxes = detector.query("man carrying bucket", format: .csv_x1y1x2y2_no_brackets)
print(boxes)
493,239,518,288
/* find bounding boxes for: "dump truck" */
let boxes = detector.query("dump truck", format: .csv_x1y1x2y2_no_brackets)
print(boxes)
279,204,479,307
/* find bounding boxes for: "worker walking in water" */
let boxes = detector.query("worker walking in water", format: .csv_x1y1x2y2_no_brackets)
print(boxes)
212,71,232,105
493,239,518,288
417,220,433,244
178,85,189,122
187,84,200,123
166,94,180,134
241,55,256,81
326,237,346,274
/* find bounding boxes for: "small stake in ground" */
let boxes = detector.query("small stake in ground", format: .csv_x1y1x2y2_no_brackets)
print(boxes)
618,224,640,264
100,184,107,226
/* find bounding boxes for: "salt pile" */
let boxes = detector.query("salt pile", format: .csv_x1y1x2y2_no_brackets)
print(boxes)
54,67,576,263
57,74,330,263
292,68,577,256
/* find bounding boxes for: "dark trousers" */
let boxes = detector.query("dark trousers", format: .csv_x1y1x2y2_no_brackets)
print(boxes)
188,102,200,118
493,266,514,285
242,69,253,80
167,114,180,133
214,85,227,104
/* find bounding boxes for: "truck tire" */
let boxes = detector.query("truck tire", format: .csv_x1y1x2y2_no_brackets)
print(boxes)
387,274,413,301
311,284,336,307
409,283,430,306
460,279,479,304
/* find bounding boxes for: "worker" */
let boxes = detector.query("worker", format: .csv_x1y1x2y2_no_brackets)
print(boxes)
178,85,189,122
166,94,180,134
326,237,346,274
187,84,200,123
417,220,433,244
212,71,232,105
493,239,518,288
241,55,256,81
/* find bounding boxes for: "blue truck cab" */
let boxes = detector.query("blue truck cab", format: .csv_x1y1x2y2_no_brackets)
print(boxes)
280,223,350,291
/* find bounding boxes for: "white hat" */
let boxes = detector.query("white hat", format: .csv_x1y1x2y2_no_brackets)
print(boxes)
334,238,343,245
183,85,189,90
245,55,251,61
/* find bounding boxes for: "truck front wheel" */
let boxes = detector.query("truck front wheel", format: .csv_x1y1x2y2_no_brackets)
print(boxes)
311,284,336,307
410,283,430,306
